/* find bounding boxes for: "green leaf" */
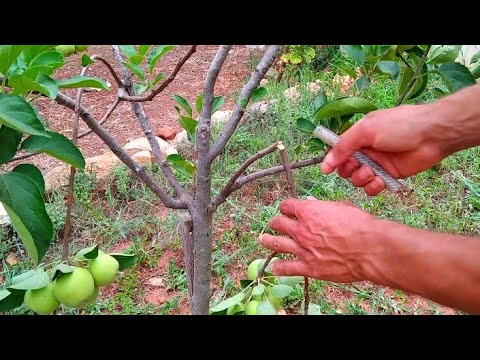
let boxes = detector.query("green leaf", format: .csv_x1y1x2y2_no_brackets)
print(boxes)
81,54,94,67
22,46,56,64
300,301,322,315
226,303,245,315
471,52,480,64
251,87,267,103
109,253,136,271
196,93,204,114
133,82,148,95
21,131,85,169
257,299,277,315
0,45,26,75
0,173,53,265
377,61,400,78
0,94,47,136
270,284,293,298
335,62,357,79
240,98,248,109
436,62,476,93
428,45,461,64
9,72,59,99
252,283,265,296
138,45,150,56
167,154,195,177
30,51,64,72
278,276,304,286
307,137,325,149
355,76,370,91
7,268,50,294
0,289,24,312
129,54,144,65
151,73,166,87
314,97,377,120
51,263,74,281
172,95,193,117
240,279,253,289
12,164,45,195
178,115,197,135
296,118,316,133
314,92,328,110
210,292,245,313
212,96,225,113
148,45,175,74
75,244,99,261
340,45,366,65
433,87,447,98
470,61,480,79
122,62,145,81
0,126,22,164
57,76,109,90
119,45,136,58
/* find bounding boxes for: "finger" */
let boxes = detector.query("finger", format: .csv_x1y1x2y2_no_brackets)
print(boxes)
270,260,308,277
259,234,303,255
269,215,301,237
350,165,375,188
363,176,385,196
279,198,305,218
337,157,360,179
321,121,374,173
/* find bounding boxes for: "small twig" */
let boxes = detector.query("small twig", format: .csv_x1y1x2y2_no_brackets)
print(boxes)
77,97,120,139
396,49,414,72
118,46,197,102
257,251,278,279
90,55,123,87
211,142,280,212
396,45,431,106
276,143,309,315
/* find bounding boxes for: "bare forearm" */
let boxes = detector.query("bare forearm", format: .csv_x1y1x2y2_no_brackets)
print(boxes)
426,83,480,155
361,220,480,314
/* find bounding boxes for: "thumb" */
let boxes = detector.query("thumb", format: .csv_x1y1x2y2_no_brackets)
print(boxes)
321,121,374,174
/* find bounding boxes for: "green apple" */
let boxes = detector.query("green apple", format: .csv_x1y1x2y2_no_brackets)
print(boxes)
75,45,89,52
55,45,76,57
24,283,60,315
247,258,279,284
227,303,245,315
245,300,260,315
88,252,119,286
53,267,95,308
84,285,99,306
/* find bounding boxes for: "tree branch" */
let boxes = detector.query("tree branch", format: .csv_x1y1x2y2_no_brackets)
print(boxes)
112,46,191,202
211,141,280,212
91,55,123,87
117,45,197,102
209,45,281,162
396,45,431,106
55,92,187,209
230,156,324,195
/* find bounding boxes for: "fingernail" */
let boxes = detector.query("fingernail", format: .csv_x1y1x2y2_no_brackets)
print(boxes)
324,152,335,166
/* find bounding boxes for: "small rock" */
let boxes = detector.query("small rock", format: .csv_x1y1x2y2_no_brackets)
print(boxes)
85,151,122,181
147,277,164,287
248,101,269,116
0,203,10,226
155,127,178,141
172,130,189,146
211,110,233,125
246,45,267,50
6,253,19,266
260,78,269,86
132,150,153,165
164,146,178,157
278,309,287,315
283,86,300,102
0,276,4,286
307,82,322,94
265,67,279,79
123,137,172,158
44,165,70,192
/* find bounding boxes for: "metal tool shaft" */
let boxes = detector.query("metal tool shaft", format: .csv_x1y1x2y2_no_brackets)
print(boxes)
312,125,405,193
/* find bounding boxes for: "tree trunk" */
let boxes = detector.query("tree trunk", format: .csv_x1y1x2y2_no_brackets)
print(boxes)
191,207,213,315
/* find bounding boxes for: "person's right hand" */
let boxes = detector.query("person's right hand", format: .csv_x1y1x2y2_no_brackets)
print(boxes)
321,104,449,196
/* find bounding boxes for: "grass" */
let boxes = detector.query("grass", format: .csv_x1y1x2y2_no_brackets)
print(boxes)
1,47,478,315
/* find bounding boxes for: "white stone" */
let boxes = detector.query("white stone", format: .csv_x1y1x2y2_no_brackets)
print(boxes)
284,86,300,102
172,130,189,146
0,203,10,226
211,110,233,125
124,136,171,156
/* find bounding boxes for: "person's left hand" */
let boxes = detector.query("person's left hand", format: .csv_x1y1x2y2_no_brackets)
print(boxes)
258,197,380,283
